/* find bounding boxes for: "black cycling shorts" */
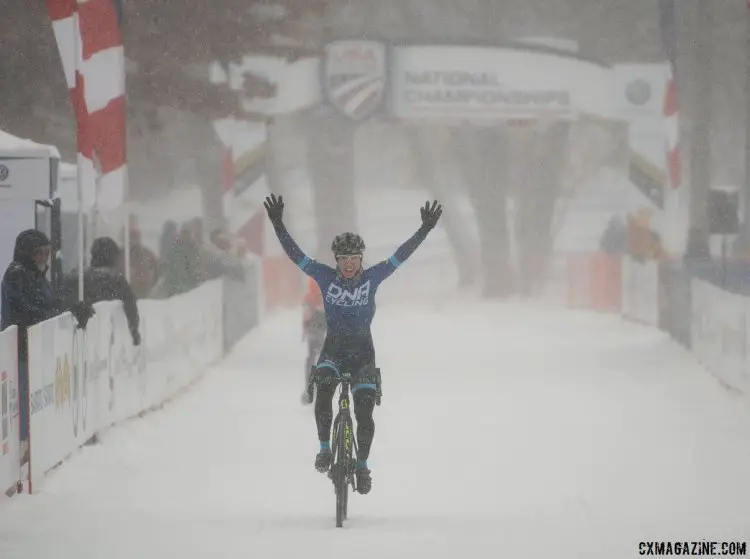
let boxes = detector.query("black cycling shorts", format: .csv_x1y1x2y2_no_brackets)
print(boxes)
314,333,380,394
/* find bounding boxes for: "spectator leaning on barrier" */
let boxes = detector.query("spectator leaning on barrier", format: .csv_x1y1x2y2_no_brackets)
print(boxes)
64,237,141,346
1,229,94,457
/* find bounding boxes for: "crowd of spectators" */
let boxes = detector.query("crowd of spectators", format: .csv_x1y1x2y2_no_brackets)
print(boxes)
126,217,247,299
0,215,250,465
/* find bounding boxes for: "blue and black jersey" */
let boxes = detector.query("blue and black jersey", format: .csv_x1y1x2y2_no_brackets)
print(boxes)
271,222,430,345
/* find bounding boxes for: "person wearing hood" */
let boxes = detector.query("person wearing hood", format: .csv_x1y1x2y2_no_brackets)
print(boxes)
1,229,93,452
1,230,57,333
65,237,141,345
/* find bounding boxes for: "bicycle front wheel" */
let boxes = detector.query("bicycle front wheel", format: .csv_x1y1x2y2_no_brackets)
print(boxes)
334,415,352,527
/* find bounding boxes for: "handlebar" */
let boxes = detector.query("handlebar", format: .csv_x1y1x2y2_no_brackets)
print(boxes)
306,369,382,406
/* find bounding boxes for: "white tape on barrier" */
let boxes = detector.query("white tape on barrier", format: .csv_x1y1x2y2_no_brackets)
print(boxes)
0,326,21,495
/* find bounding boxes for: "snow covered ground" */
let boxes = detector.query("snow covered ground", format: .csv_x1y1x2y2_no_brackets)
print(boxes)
1,301,749,558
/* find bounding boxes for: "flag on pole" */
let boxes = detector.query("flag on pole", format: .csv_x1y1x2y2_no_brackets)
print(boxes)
46,0,128,212
658,0,677,72
112,0,123,25
658,0,681,189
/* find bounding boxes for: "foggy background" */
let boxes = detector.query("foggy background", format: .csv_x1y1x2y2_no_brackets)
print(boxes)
2,0,748,301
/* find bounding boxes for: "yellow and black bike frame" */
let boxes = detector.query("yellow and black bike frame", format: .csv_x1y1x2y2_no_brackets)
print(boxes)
329,373,356,527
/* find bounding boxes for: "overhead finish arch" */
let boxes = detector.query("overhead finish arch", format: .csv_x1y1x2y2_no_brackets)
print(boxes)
321,39,622,124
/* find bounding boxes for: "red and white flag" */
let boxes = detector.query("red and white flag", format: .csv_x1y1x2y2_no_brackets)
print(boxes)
46,0,127,211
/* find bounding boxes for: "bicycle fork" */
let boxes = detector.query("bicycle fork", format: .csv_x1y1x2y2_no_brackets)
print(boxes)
330,416,358,485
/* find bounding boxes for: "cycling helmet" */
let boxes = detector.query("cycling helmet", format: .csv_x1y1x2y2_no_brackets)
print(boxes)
331,232,365,256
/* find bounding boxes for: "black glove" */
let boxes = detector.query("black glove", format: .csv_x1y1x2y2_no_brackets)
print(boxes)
131,330,141,346
69,301,95,330
263,193,284,226
420,200,443,230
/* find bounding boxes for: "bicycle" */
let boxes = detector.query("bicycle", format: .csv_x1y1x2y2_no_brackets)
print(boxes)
329,372,357,527
315,368,382,528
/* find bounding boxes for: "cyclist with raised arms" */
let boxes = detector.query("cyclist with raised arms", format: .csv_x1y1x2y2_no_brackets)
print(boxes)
263,193,442,494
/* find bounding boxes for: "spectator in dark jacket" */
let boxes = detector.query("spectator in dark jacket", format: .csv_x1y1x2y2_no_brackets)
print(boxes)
599,216,627,255
1,230,57,335
1,229,93,450
65,237,141,345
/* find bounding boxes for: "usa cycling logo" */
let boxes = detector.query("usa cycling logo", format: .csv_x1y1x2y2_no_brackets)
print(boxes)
323,40,387,121
326,280,371,307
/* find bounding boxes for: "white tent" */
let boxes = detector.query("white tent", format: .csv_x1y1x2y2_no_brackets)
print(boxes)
56,161,99,214
0,129,61,286
0,129,60,200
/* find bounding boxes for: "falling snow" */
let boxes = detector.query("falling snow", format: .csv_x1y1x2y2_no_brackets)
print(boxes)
0,302,748,558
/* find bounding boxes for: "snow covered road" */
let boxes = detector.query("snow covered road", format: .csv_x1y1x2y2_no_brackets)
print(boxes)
1,302,749,558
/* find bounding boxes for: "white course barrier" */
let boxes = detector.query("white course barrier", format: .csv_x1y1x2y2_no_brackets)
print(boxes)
0,326,21,496
691,279,749,394
621,256,659,326
27,279,224,492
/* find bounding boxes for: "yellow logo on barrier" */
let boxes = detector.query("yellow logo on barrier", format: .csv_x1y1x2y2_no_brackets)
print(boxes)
55,354,70,410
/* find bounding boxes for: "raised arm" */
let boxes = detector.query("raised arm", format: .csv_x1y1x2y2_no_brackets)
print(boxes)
264,194,334,281
368,200,443,282
116,275,141,344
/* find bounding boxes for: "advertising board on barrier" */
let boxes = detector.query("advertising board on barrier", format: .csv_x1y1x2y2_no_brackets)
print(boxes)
390,45,615,122
27,279,225,492
691,280,719,375
691,279,748,394
0,326,20,496
27,311,98,488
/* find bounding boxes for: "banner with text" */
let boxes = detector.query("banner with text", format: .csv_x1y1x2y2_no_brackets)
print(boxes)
390,45,616,122
27,280,224,491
